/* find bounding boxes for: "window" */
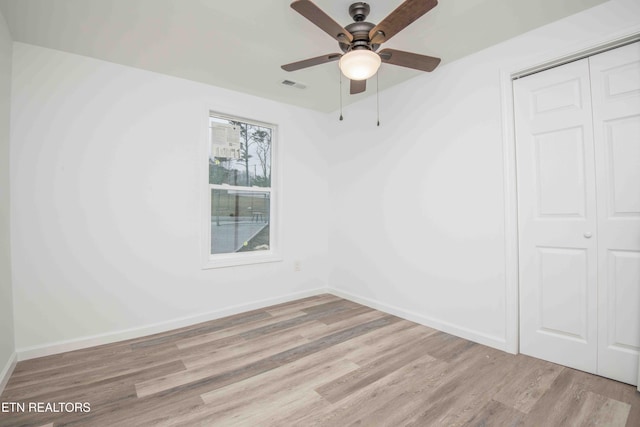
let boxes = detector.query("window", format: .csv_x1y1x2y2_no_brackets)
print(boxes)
203,111,280,268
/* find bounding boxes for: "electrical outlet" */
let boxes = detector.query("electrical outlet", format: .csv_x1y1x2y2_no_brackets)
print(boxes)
294,260,302,272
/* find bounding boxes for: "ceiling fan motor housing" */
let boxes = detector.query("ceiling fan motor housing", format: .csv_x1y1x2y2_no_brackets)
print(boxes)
341,3,379,54
341,21,377,52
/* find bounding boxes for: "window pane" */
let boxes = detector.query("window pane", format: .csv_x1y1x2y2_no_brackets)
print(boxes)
211,188,270,254
209,117,272,187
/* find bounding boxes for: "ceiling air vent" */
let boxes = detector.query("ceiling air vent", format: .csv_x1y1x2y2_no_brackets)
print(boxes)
281,79,306,89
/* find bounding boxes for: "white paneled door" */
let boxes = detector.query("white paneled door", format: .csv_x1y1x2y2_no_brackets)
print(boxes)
515,58,599,374
590,42,640,385
515,42,640,386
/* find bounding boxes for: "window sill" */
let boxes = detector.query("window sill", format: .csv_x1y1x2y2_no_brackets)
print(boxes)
202,251,282,269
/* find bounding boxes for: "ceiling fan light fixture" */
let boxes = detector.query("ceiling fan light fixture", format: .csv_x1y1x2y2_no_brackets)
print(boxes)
339,49,381,81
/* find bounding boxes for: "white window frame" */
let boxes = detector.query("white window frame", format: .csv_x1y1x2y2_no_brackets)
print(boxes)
201,110,282,269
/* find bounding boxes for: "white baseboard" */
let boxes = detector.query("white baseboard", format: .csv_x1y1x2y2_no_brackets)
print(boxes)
16,287,327,361
0,352,17,395
328,287,507,352
15,286,509,361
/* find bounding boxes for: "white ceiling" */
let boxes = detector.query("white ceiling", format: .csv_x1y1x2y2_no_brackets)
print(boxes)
0,0,607,112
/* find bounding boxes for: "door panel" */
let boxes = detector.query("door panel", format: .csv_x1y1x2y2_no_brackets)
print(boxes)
607,251,640,351
590,41,640,385
535,128,587,217
531,78,583,114
605,117,640,216
515,58,598,374
537,247,588,341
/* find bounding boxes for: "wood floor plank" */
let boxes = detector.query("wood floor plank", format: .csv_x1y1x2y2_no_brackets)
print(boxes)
178,322,317,369
192,359,359,426
561,368,640,427
212,390,326,427
238,300,357,340
419,330,479,362
5,343,181,396
404,346,518,426
129,309,271,349
344,322,438,366
571,391,631,426
0,361,185,427
135,332,310,397
9,341,133,378
298,308,389,340
315,334,438,404
465,399,527,427
264,294,341,316
200,358,358,409
523,369,633,427
117,396,206,427
193,318,419,423
315,304,373,325
300,299,361,315
68,395,206,427
301,353,449,426
135,315,399,401
354,344,511,426
5,356,186,401
152,315,401,400
66,313,402,426
1,294,637,426
174,309,307,350
492,353,564,413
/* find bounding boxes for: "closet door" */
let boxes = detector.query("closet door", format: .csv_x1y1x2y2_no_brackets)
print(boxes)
590,41,640,385
514,58,599,374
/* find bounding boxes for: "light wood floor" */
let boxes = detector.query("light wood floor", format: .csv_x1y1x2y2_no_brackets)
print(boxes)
1,294,638,426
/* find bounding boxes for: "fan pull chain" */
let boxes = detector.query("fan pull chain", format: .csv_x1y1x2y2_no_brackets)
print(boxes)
339,67,344,121
376,71,380,126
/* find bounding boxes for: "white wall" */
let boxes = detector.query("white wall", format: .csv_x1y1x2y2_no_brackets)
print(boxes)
328,0,640,351
0,6,15,389
7,0,639,360
10,43,330,355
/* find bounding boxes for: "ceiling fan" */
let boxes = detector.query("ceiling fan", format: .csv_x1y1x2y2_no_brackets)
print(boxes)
282,0,441,95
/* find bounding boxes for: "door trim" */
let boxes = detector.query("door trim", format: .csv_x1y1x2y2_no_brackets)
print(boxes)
499,26,640,355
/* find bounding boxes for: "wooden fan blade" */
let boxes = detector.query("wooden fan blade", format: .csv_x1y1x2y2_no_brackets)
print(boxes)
350,79,366,95
379,48,441,72
281,53,342,71
291,0,353,43
369,0,437,44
